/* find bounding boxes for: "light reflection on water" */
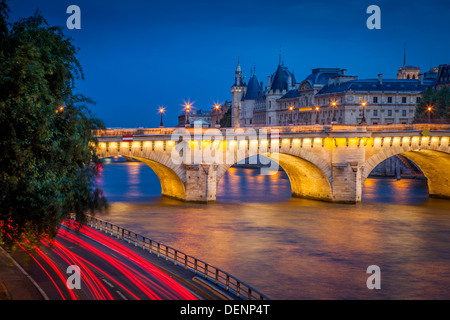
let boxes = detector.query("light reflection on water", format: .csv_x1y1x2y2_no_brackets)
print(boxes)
95,162,450,299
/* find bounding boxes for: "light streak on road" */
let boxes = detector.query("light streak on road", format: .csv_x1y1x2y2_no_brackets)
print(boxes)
6,221,199,300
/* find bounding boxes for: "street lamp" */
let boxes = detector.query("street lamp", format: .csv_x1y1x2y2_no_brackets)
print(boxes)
289,106,294,125
159,107,165,128
215,103,221,126
315,106,320,124
185,103,191,126
427,105,433,123
331,101,337,124
360,101,367,125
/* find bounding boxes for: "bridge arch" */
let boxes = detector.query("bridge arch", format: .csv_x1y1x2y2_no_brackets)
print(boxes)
216,151,333,202
99,154,186,201
363,141,450,199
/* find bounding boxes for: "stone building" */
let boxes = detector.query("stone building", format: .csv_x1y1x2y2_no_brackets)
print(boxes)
435,64,450,89
231,59,437,127
177,108,211,127
232,59,296,127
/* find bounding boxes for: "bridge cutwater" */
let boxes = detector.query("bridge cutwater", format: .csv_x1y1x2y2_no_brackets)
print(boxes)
93,124,450,204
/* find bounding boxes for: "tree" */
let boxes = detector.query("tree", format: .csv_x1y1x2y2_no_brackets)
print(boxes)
220,108,232,128
0,2,107,249
415,86,450,121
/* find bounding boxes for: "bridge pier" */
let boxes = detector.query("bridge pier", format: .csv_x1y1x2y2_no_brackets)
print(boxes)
331,163,363,203
185,164,217,202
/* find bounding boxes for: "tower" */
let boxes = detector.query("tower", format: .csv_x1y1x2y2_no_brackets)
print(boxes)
397,45,420,79
231,57,246,128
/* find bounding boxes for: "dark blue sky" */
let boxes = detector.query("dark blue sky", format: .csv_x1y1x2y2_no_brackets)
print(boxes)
9,0,450,128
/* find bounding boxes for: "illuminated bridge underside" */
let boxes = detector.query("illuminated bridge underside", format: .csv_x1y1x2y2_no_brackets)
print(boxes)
400,150,450,199
95,125,450,203
128,156,186,201
271,153,332,201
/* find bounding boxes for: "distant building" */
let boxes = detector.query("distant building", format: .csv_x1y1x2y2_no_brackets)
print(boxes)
396,48,420,80
177,108,211,127
435,64,450,90
231,55,437,127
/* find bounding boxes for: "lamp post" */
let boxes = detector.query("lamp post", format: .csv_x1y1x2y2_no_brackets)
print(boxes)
427,105,432,123
360,101,367,125
289,106,294,125
331,101,337,124
215,104,221,127
159,107,165,128
315,106,320,124
185,104,191,126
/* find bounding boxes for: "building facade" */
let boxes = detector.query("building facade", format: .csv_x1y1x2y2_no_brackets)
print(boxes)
435,64,450,89
231,60,437,127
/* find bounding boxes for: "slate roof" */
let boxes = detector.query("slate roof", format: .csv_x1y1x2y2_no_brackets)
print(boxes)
270,64,296,91
436,64,450,86
304,68,344,86
279,89,300,100
243,74,262,100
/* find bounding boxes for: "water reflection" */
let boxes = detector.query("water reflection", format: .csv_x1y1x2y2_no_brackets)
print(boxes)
95,162,450,299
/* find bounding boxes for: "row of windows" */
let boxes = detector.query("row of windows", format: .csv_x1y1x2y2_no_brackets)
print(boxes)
373,96,421,104
313,96,421,106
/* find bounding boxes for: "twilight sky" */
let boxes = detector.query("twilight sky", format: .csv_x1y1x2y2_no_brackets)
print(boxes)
8,0,450,128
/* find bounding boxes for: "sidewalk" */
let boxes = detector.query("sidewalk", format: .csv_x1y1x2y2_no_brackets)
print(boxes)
0,246,45,300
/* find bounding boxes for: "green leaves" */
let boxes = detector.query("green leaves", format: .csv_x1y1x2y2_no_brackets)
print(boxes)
0,2,107,248
415,86,450,121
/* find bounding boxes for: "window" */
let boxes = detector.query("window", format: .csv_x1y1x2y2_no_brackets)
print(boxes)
373,97,378,103
402,110,406,117
388,97,393,103
416,97,421,103
402,97,407,103
388,110,392,117
373,110,378,117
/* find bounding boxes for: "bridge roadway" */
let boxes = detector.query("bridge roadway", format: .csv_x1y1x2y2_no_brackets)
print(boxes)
93,124,450,204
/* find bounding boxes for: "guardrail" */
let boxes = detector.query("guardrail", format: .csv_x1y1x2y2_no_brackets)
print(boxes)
75,215,269,300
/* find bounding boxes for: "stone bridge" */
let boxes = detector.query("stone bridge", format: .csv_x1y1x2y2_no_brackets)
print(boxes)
93,124,450,204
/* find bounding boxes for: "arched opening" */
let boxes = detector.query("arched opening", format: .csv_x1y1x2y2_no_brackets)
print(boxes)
363,150,450,203
216,153,333,203
128,156,186,201
98,155,186,202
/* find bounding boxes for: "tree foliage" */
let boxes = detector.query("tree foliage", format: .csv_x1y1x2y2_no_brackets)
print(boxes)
415,86,450,121
0,1,107,249
220,107,232,128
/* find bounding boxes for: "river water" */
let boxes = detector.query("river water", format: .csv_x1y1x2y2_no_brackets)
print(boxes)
95,160,450,299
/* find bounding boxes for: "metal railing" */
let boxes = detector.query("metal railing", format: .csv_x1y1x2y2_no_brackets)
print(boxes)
74,215,269,300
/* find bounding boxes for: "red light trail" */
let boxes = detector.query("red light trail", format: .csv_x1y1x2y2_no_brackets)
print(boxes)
5,221,199,300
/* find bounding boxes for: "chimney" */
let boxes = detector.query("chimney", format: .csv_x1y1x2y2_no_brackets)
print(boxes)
267,76,272,88
378,74,383,85
419,73,424,85
341,69,347,75
260,81,264,94
287,75,292,90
